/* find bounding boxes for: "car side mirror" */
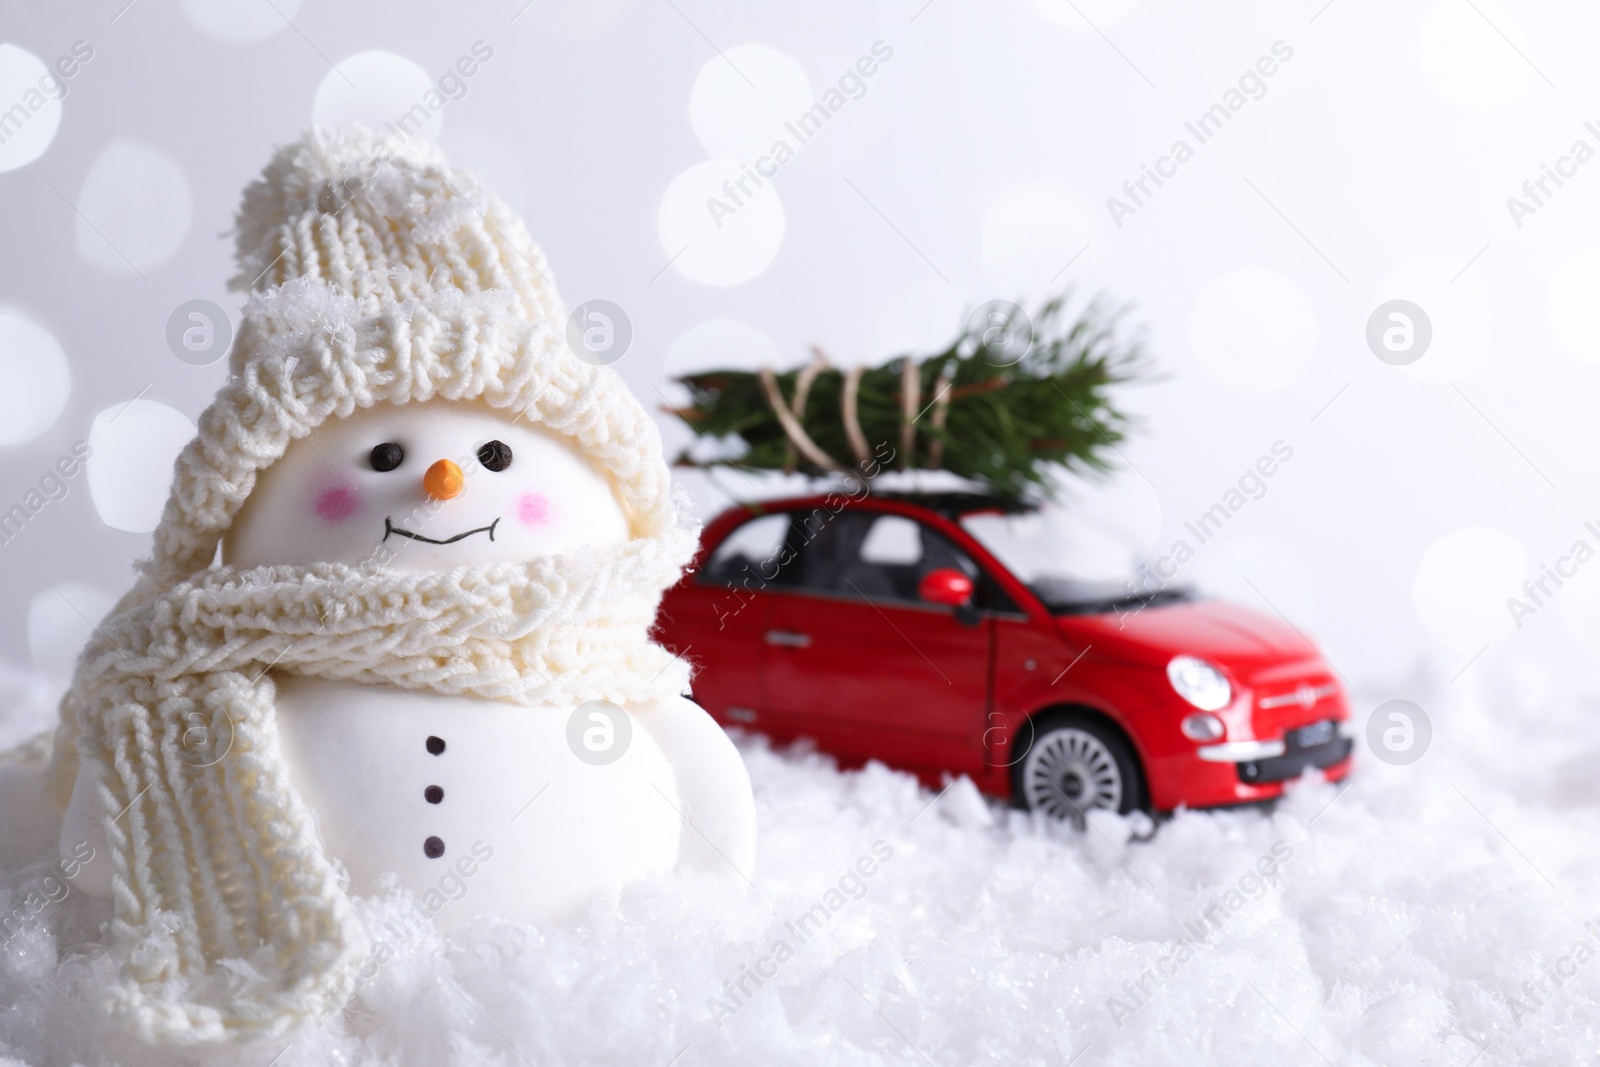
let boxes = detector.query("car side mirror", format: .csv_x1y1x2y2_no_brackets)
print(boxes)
919,568,976,623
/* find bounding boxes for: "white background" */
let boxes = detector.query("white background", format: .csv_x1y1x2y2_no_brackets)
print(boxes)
2,0,1598,701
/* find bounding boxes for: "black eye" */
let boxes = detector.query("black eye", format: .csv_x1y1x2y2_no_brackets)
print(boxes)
369,442,404,472
478,440,512,472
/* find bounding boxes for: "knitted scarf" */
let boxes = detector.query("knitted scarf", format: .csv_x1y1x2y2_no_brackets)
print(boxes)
67,528,693,1043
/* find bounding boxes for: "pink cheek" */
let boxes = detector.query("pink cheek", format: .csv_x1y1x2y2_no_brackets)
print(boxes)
516,492,552,528
312,486,363,524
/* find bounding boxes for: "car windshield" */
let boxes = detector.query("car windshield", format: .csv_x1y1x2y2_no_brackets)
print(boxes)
959,506,1192,615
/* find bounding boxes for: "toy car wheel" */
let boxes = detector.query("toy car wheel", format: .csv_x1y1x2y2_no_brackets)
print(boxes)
1012,715,1143,822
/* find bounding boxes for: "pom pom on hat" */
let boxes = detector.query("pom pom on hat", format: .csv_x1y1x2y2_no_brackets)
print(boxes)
231,124,446,281
228,124,561,351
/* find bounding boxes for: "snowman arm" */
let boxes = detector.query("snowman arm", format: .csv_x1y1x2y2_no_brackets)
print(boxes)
59,760,113,900
629,694,757,881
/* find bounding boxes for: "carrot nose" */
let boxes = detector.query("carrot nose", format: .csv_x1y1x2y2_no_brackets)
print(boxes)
423,459,464,501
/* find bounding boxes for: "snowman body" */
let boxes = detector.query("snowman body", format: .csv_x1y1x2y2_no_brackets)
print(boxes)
274,677,682,927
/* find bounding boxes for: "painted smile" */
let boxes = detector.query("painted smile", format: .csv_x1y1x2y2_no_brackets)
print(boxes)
382,517,500,545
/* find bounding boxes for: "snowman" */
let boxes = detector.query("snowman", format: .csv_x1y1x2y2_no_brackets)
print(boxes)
47,126,755,1043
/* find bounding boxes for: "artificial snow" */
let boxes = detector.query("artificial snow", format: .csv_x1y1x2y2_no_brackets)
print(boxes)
2,659,1597,1066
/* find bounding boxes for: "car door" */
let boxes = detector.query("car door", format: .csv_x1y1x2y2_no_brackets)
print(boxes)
661,511,794,728
761,507,992,776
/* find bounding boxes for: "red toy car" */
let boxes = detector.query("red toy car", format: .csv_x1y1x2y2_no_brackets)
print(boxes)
658,491,1352,820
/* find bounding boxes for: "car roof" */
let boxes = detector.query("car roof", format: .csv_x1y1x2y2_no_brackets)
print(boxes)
741,489,1037,520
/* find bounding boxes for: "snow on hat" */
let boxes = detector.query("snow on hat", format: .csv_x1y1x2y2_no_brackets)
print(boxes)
144,123,673,587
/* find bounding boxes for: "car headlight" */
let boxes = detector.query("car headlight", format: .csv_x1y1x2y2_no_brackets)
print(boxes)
1167,655,1232,711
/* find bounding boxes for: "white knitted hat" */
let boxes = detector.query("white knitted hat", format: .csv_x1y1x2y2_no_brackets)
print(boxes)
146,123,673,587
